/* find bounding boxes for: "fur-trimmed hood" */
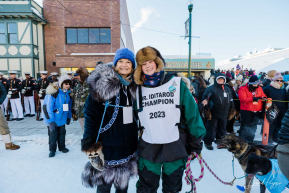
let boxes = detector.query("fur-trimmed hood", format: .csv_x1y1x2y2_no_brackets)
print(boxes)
46,82,72,96
87,63,136,102
46,82,59,95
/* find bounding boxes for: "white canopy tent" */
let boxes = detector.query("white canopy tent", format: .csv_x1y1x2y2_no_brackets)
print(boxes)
256,58,289,73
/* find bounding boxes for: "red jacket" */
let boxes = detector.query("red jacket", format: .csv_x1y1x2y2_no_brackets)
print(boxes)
238,84,266,112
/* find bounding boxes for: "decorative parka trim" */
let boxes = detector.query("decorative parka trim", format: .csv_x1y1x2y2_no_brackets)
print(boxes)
87,63,136,102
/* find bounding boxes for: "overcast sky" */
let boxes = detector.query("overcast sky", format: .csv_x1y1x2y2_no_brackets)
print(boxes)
35,0,289,64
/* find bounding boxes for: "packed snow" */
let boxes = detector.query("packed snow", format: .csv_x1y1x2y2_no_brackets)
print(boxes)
0,116,265,193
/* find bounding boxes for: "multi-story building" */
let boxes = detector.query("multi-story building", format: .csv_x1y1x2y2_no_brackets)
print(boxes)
0,0,47,78
43,0,134,74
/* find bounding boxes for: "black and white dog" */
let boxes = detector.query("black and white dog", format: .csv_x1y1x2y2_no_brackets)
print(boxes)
245,154,289,193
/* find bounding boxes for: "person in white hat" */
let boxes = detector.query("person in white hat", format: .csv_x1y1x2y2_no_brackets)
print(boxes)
50,72,58,83
0,82,20,150
37,71,52,121
22,72,36,117
6,71,24,121
66,71,73,78
0,72,8,116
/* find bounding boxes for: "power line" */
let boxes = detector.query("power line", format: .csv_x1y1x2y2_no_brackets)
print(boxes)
45,3,188,37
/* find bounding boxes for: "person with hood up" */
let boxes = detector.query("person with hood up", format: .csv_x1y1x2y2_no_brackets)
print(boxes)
43,75,72,157
238,75,266,142
133,46,206,193
202,73,235,150
263,72,288,143
71,67,90,132
81,48,138,193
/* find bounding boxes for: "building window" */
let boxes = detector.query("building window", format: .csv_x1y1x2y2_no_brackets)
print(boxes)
100,28,111,43
66,28,77,44
8,23,18,44
0,23,5,43
66,28,111,44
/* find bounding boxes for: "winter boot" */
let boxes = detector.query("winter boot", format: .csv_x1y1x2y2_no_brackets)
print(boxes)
1,134,20,150
49,151,55,157
204,143,214,150
60,148,69,153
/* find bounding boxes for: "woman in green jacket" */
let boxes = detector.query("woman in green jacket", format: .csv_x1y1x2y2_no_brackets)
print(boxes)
133,46,206,193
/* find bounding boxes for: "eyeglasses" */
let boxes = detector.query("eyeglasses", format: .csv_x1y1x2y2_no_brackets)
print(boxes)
275,80,284,82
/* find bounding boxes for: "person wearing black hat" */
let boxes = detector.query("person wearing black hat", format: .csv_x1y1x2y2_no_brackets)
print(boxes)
238,75,267,142
22,72,36,117
6,71,24,121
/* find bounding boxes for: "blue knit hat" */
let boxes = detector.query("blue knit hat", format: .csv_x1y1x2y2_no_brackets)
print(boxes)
113,48,136,69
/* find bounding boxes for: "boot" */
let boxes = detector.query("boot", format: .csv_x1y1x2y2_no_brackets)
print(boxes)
60,148,69,153
1,134,20,150
49,151,55,157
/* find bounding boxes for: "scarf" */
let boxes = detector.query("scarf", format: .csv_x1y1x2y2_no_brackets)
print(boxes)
143,71,164,86
116,73,132,86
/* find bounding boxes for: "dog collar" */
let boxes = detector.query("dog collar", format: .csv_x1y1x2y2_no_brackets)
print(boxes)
238,146,251,163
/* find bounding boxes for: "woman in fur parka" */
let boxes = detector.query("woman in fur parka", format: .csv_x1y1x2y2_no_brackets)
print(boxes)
81,48,138,193
133,46,206,193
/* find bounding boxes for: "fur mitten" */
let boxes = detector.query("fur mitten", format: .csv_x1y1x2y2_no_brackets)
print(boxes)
82,138,104,171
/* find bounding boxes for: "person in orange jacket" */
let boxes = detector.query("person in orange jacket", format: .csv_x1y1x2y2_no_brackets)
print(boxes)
238,75,266,142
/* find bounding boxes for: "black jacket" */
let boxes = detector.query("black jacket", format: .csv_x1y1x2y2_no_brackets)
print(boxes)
22,77,36,97
202,73,234,119
37,78,52,99
279,110,289,144
81,64,138,161
5,78,22,99
262,79,271,88
226,82,240,111
263,83,288,117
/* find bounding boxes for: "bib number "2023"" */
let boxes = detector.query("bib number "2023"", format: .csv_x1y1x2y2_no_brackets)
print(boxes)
149,111,165,119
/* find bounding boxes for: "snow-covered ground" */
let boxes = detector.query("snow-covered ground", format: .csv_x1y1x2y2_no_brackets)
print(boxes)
0,117,264,193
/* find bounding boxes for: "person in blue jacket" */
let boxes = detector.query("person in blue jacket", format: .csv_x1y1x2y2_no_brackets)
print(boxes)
43,75,72,157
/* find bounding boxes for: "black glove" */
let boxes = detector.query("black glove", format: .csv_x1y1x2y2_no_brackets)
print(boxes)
49,122,56,131
253,97,259,102
67,118,71,125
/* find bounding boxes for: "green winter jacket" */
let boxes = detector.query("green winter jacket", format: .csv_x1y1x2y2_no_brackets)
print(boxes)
71,79,90,119
135,72,206,163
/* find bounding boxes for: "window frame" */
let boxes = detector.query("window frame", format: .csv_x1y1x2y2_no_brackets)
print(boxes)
66,27,111,45
7,22,18,44
0,22,7,44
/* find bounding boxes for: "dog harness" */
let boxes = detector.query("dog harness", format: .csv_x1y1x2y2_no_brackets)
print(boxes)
256,159,289,193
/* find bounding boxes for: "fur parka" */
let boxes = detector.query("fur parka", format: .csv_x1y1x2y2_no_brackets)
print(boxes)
81,64,138,190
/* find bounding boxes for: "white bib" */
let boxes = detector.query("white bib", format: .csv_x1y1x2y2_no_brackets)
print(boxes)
137,77,181,144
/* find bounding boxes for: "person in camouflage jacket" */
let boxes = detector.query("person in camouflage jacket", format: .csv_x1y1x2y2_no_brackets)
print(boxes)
71,67,90,132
